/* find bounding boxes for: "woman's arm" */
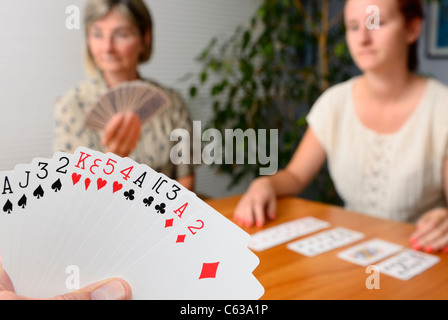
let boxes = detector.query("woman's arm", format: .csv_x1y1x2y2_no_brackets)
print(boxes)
274,128,328,196
233,128,327,227
410,157,448,253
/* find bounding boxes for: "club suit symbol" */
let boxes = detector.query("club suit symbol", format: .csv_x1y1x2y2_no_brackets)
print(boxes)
124,189,135,200
155,203,166,214
143,196,154,207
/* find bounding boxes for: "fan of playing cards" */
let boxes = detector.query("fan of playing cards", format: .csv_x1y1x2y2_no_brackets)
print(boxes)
0,147,264,300
84,80,170,130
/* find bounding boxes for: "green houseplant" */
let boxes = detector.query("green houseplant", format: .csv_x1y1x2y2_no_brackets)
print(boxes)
188,0,355,204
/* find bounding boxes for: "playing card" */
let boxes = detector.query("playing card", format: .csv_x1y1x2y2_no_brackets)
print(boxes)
110,192,255,275
10,162,37,289
249,217,330,252
0,149,264,300
287,227,365,257
33,147,102,293
377,249,441,281
99,193,263,299
89,175,193,283
13,158,54,293
19,152,74,296
0,170,16,274
337,239,403,266
123,231,264,300
41,168,190,296
39,150,128,295
62,158,155,263
84,81,170,130
38,158,158,297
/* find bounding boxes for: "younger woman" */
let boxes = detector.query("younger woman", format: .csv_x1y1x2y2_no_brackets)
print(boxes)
234,0,448,253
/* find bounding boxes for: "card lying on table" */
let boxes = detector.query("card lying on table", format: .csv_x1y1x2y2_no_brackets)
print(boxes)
337,238,403,266
249,217,330,252
286,227,364,257
376,249,440,281
0,147,264,300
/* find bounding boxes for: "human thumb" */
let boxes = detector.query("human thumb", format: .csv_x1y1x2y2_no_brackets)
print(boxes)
53,278,132,300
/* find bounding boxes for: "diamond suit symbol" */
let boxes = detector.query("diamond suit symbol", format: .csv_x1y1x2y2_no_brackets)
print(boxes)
165,218,174,228
199,262,220,280
176,234,186,243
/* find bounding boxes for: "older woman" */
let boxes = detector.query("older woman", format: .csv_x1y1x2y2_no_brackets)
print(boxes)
54,0,194,190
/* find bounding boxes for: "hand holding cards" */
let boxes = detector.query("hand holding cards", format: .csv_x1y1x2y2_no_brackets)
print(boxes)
84,80,170,130
0,147,264,299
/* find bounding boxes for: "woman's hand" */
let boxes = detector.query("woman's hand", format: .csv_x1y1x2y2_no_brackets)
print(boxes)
409,207,448,253
102,111,142,157
233,177,277,228
0,257,132,300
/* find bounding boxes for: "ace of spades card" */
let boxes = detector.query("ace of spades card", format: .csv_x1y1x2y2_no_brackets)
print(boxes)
0,147,264,300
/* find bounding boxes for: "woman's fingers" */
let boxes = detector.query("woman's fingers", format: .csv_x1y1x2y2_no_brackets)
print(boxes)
233,178,277,228
233,195,276,228
253,202,266,228
102,113,125,146
102,112,142,157
117,113,141,156
410,208,448,252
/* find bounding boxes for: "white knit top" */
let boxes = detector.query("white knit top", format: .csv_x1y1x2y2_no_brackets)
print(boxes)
306,77,448,223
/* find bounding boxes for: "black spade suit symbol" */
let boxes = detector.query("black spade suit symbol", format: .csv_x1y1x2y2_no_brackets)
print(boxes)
18,194,27,208
51,179,62,192
33,185,44,199
3,200,13,214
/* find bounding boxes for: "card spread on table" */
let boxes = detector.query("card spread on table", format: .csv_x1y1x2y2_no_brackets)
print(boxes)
248,217,330,252
337,239,403,266
0,147,264,300
286,227,364,257
376,249,440,281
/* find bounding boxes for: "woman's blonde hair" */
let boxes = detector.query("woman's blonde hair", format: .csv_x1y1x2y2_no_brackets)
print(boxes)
83,0,153,75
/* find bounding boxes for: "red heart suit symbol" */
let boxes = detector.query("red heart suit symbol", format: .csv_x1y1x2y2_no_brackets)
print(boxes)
113,181,123,193
72,173,81,185
85,178,91,190
97,178,107,190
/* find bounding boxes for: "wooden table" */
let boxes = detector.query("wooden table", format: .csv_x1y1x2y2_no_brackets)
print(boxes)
206,195,448,300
